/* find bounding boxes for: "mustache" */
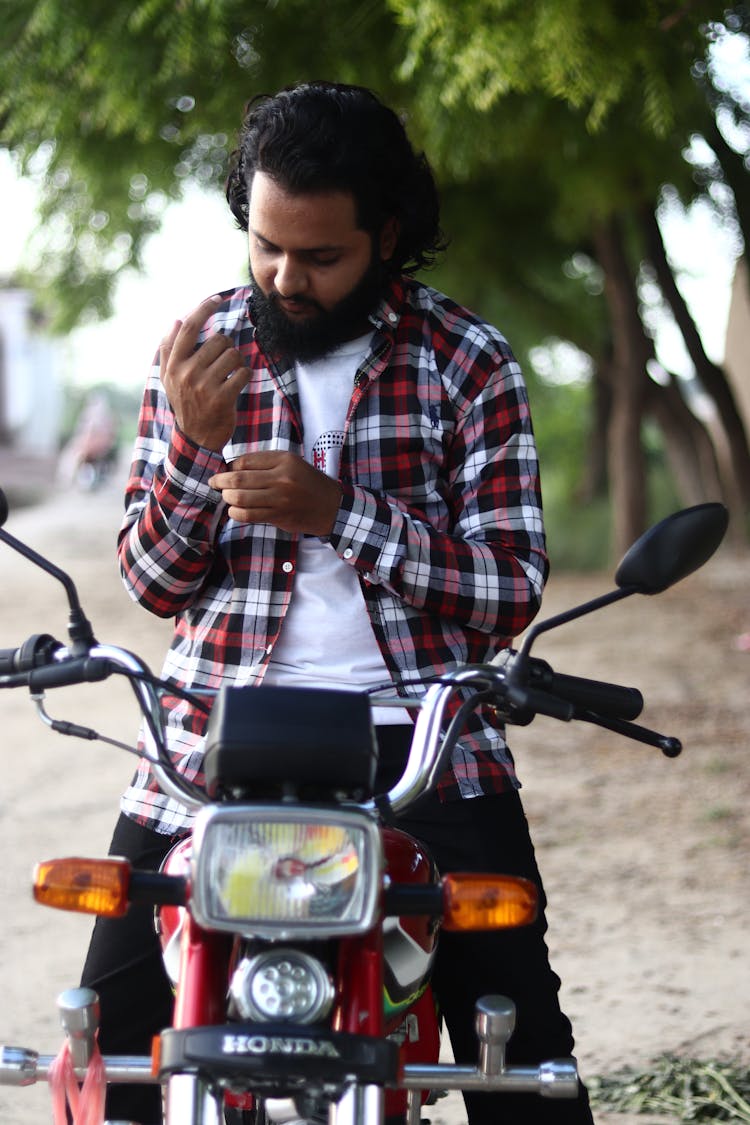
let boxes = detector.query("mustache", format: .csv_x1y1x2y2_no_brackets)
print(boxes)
270,291,324,314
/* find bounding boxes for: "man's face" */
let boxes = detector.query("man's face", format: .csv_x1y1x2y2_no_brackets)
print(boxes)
247,171,396,362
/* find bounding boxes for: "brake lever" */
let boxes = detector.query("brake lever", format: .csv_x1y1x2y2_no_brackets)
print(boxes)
575,709,682,757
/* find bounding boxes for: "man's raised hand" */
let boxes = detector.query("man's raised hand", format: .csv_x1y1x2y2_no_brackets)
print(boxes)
160,296,249,451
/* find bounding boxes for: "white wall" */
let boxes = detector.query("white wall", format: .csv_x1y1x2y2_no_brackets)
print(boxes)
0,287,63,455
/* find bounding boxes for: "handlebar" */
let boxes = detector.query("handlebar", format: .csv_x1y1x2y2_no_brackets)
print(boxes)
0,639,205,812
0,635,680,818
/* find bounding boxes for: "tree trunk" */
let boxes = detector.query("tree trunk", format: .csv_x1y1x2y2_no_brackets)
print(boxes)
592,214,649,558
644,376,724,506
576,366,611,503
641,203,750,516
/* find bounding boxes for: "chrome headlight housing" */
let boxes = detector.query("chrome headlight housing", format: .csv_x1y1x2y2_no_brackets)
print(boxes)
229,949,335,1023
190,805,382,939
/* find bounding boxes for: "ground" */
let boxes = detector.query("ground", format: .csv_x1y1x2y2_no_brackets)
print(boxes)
0,476,747,1125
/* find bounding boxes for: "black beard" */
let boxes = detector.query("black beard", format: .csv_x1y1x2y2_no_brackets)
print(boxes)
249,252,387,363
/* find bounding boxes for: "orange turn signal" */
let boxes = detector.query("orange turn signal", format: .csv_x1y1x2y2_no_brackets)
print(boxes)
151,1035,162,1078
441,872,538,930
33,856,131,917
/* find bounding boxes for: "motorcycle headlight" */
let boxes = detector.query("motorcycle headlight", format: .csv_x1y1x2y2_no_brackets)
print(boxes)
190,805,382,939
229,949,334,1023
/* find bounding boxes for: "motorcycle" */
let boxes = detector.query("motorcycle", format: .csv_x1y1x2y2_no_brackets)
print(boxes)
0,491,729,1125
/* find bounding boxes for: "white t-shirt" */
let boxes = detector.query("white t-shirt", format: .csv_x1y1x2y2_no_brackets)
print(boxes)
263,334,406,724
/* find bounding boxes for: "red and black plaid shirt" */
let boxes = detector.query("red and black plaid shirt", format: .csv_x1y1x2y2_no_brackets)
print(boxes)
119,276,548,833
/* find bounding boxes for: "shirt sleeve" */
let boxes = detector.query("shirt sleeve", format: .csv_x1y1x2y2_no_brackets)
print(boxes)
117,365,226,618
328,345,548,641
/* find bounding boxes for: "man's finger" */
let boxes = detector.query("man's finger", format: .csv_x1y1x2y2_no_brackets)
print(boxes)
223,451,286,473
210,453,291,491
209,470,270,493
194,331,237,362
226,503,273,524
169,295,224,361
159,319,182,370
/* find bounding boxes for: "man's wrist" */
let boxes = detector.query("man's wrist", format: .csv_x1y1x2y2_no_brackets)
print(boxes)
165,423,227,501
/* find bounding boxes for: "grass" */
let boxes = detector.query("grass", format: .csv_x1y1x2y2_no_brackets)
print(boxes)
589,1057,750,1121
702,806,736,823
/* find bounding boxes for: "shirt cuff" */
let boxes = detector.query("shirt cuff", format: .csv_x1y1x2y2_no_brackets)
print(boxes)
163,424,226,504
329,481,401,577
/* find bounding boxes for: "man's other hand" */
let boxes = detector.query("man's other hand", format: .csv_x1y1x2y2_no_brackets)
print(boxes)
210,451,343,537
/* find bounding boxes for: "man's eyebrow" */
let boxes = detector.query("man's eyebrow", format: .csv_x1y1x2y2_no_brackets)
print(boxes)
251,229,279,248
250,227,344,253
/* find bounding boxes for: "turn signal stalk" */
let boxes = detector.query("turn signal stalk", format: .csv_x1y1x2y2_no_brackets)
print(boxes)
33,857,132,916
441,873,538,930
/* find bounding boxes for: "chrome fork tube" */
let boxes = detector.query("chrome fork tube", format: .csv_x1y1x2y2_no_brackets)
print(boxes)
165,1073,222,1125
329,1083,384,1125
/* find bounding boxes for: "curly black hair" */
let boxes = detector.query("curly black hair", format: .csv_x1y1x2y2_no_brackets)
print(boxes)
225,81,447,276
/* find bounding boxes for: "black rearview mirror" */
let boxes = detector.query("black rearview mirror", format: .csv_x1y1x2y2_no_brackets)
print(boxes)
615,503,729,594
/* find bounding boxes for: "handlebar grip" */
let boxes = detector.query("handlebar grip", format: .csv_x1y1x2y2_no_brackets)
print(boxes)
0,635,62,675
0,656,112,690
546,666,647,720
546,672,643,720
529,658,643,720
27,658,112,690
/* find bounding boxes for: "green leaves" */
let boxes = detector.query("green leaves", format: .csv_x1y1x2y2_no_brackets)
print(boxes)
589,1055,750,1121
1,0,412,326
0,0,743,340
389,0,712,133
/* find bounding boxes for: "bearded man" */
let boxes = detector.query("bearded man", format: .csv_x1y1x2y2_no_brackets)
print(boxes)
81,81,593,1125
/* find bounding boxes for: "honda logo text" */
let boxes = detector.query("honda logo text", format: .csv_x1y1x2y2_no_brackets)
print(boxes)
222,1034,341,1059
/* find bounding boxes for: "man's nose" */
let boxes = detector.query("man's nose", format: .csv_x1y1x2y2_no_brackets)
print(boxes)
274,255,307,297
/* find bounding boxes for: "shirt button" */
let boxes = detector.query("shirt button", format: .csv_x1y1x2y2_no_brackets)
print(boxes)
282,561,294,573
266,644,273,655
343,548,354,560
388,312,397,323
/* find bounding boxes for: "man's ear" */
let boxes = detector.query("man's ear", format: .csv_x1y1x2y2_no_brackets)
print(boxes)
379,216,399,262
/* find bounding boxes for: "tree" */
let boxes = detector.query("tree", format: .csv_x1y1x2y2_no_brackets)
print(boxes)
0,0,407,324
2,0,749,557
387,0,750,552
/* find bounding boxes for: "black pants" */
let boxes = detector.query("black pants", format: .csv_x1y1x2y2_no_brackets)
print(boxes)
80,813,178,1124
81,729,592,1124
395,790,593,1123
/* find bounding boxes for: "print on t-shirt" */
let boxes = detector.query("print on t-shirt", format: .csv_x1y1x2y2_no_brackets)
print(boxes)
310,430,345,475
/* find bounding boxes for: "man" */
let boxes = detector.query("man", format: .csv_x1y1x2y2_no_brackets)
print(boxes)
82,81,593,1124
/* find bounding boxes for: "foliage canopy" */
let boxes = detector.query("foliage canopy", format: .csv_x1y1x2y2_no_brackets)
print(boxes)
2,0,749,557
1,0,739,329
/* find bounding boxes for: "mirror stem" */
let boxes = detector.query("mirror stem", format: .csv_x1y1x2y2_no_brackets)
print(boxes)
0,527,96,652
510,585,636,688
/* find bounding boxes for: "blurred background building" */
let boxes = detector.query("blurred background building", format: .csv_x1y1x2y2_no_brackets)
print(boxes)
0,281,63,499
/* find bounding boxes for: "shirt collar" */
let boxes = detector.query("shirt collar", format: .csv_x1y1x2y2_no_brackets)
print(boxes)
368,276,405,335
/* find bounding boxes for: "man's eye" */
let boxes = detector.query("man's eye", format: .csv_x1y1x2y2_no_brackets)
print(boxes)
313,256,340,268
